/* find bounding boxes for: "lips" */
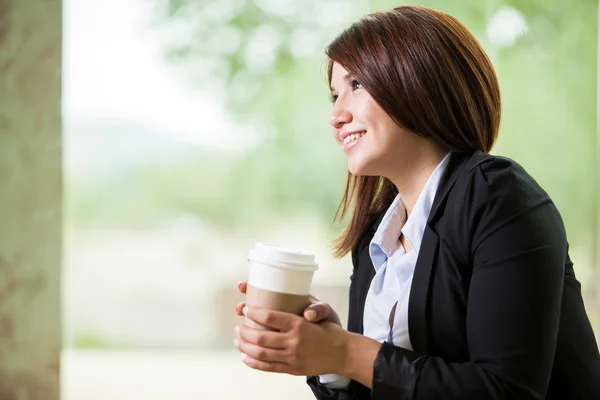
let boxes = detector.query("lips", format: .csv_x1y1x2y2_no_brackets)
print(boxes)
340,130,366,153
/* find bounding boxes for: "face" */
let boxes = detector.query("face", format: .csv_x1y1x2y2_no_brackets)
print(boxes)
329,62,422,177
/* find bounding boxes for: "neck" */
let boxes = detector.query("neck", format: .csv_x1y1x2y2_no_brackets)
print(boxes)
388,148,448,216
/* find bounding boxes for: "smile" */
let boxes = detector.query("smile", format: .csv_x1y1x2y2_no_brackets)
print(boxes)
343,131,366,145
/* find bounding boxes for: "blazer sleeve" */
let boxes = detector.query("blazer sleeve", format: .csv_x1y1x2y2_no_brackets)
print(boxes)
370,159,566,400
306,242,372,400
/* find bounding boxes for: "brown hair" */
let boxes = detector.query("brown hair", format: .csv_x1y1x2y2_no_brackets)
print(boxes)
327,5,501,258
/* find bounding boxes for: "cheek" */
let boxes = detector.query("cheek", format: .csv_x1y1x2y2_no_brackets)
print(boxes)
354,101,371,123
373,114,403,143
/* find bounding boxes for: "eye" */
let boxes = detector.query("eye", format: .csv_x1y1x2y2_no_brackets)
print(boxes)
330,94,338,104
351,80,363,90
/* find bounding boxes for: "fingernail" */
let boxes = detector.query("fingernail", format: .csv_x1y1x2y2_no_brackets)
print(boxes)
233,338,239,347
242,306,247,315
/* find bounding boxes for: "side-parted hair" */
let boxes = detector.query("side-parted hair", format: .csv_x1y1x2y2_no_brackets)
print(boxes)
327,5,501,258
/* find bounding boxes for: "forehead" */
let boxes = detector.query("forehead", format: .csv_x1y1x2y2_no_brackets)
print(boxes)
330,62,350,89
331,62,349,77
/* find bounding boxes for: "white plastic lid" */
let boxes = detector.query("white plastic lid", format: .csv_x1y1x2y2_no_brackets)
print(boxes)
248,243,318,270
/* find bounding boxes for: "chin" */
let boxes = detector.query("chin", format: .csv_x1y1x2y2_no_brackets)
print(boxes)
347,157,376,176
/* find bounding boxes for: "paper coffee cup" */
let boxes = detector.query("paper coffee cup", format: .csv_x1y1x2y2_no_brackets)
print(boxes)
245,243,318,330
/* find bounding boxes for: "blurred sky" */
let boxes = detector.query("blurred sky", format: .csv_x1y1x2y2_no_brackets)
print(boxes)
63,0,231,149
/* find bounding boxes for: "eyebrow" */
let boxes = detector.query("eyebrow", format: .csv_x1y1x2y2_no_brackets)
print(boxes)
330,73,355,93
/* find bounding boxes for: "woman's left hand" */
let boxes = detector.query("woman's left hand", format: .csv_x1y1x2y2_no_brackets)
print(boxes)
234,305,349,376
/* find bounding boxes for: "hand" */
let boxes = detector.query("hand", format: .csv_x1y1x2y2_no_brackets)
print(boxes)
234,280,248,316
235,280,341,326
303,298,341,326
234,305,349,376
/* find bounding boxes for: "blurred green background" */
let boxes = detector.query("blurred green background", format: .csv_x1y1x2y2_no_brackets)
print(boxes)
61,0,598,398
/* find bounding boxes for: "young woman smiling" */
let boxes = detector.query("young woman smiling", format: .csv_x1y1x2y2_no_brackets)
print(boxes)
234,5,600,399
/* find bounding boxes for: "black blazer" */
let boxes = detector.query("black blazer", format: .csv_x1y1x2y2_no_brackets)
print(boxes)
307,150,600,399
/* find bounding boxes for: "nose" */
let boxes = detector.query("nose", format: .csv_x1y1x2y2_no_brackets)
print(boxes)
329,100,352,130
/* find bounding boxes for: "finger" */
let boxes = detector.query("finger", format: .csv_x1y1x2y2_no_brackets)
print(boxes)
303,302,332,323
305,294,318,308
238,281,247,294
240,354,290,374
235,302,246,316
234,337,287,363
237,324,287,349
243,306,299,331
304,308,317,322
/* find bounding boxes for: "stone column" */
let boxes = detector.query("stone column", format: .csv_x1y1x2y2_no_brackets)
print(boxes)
0,0,62,399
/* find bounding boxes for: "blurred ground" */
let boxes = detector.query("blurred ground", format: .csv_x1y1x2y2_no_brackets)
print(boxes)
62,350,314,400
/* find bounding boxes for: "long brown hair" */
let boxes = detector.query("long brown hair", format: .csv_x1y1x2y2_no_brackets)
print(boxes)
327,5,501,258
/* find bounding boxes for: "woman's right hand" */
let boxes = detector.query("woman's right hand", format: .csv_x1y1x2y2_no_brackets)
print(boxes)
235,280,342,326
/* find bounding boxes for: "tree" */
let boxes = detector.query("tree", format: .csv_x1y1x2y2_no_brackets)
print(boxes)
147,0,597,249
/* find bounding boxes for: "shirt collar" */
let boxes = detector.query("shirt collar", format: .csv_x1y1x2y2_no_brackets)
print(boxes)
370,153,451,265
402,153,451,253
370,194,407,265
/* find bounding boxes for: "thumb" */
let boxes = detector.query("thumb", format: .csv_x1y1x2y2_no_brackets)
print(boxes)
304,302,330,323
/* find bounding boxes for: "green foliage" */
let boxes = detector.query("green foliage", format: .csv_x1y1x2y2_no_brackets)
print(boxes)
70,0,598,254
150,0,350,115
74,331,113,349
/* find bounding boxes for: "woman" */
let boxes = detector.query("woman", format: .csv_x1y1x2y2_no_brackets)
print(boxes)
233,5,600,399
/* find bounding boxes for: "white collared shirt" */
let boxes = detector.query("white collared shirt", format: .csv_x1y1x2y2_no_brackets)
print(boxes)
363,153,450,347
320,153,450,388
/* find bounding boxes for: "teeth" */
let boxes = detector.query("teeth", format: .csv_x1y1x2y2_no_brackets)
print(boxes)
343,131,366,145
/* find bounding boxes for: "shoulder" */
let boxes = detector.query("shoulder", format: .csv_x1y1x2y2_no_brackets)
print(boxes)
450,153,567,253
457,152,553,212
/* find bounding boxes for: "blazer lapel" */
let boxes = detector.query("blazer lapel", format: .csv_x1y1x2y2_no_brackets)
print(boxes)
429,150,481,223
409,226,439,353
408,150,480,354
356,247,376,334
355,212,385,334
